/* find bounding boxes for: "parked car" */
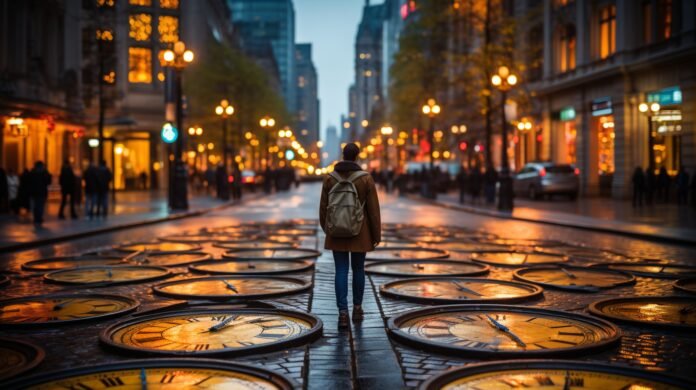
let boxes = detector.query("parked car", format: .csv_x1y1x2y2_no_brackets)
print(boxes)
513,162,579,200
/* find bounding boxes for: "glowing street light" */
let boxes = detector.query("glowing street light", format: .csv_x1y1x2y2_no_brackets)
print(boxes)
639,101,661,171
491,65,519,211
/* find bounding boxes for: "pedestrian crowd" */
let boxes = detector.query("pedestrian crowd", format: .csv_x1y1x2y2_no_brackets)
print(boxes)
0,160,112,226
631,166,696,208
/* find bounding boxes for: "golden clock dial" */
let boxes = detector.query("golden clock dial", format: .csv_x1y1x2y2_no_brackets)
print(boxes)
44,265,170,285
0,338,44,382
5,359,295,389
674,278,696,294
21,255,126,272
437,242,508,253
222,248,321,261
191,260,314,275
0,294,139,326
366,248,450,261
388,305,620,357
471,252,567,267
514,266,635,291
481,238,564,247
265,235,303,243
216,241,298,251
366,260,489,277
269,228,317,236
409,235,451,244
153,276,312,300
158,234,251,244
131,252,212,267
422,360,693,390
380,278,542,304
202,226,262,235
101,309,322,356
592,262,696,279
116,242,202,253
533,245,616,260
590,296,696,329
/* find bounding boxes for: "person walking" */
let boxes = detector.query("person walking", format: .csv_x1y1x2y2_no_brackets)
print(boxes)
456,166,469,204
27,161,52,225
58,160,78,219
676,167,690,205
6,169,19,214
83,162,98,218
469,165,482,204
483,164,498,204
320,143,381,328
631,167,645,208
96,160,112,217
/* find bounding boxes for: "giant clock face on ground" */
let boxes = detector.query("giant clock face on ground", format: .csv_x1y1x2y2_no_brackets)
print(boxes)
100,309,322,357
191,259,314,275
514,266,635,292
44,265,171,285
21,255,126,272
387,304,620,357
421,360,694,390
116,242,202,253
4,359,296,389
222,248,321,261
0,337,44,382
589,296,696,329
215,241,297,251
130,252,212,267
366,260,489,277
366,247,449,261
152,276,312,300
380,278,542,304
591,262,696,279
0,294,139,326
471,252,568,267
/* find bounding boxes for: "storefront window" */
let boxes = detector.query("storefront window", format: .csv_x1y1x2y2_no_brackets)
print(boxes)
652,109,682,173
129,0,152,6
598,5,616,59
158,16,178,43
160,0,179,9
128,47,152,83
564,122,577,164
558,25,576,72
598,116,615,174
129,13,152,42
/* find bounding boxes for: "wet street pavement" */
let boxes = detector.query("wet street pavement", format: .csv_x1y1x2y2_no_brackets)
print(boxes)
1,182,695,389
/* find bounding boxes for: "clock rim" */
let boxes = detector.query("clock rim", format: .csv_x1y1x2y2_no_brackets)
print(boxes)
221,248,322,261
1,358,297,389
387,304,621,357
0,293,140,327
114,241,202,254
157,234,262,244
152,275,312,301
513,265,636,292
470,251,569,267
44,265,172,286
419,359,696,390
216,241,299,251
21,255,127,272
0,337,45,382
131,251,213,267
100,308,323,357
366,260,490,277
673,278,696,294
380,277,543,304
365,247,450,261
190,259,315,275
589,262,696,279
589,295,696,330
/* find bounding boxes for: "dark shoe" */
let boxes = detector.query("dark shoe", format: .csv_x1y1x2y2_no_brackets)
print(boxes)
352,305,364,322
338,311,349,328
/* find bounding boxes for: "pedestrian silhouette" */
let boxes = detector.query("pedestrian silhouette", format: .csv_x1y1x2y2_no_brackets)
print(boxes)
96,160,112,217
676,167,690,205
6,169,19,214
83,162,98,218
657,167,670,203
59,160,78,219
27,161,51,225
631,167,645,208
456,167,469,204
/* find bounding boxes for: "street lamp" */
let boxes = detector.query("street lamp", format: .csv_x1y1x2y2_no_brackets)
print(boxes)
491,65,518,211
162,40,194,211
421,98,441,199
380,125,393,169
215,99,234,200
259,116,276,169
516,118,533,167
639,101,661,172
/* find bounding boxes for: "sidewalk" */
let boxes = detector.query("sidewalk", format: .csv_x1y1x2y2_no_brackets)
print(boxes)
427,192,696,245
0,190,231,251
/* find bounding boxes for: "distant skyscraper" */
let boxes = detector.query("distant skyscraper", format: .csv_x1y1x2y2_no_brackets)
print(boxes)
228,0,296,112
353,1,384,140
295,43,319,146
324,125,340,165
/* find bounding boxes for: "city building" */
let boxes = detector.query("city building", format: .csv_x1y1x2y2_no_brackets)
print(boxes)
533,0,696,198
324,124,340,165
295,43,319,146
380,0,409,113
229,0,296,115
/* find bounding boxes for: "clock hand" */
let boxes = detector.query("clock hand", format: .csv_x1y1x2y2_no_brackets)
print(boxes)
222,280,239,293
453,281,482,296
53,299,73,311
208,315,238,332
484,314,527,348
140,367,148,390
560,268,577,279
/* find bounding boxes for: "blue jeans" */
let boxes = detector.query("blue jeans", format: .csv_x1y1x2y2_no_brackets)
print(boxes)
333,251,366,312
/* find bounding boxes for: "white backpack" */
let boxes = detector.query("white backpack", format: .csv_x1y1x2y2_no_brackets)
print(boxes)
325,171,369,238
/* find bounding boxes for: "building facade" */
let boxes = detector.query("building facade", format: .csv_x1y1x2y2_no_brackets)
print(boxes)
533,0,696,198
295,43,319,146
229,0,296,115
353,1,384,141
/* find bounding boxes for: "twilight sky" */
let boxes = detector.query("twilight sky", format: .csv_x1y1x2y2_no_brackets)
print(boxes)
294,0,384,140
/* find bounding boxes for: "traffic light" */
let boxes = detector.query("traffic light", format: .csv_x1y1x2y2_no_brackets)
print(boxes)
459,141,468,152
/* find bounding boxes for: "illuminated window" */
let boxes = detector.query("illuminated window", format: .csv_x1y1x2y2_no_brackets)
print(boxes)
598,5,616,59
298,76,306,88
659,0,672,39
558,25,576,72
129,13,152,42
129,0,152,6
160,0,179,9
96,29,114,41
158,16,178,43
97,0,115,7
128,47,152,83
598,116,615,174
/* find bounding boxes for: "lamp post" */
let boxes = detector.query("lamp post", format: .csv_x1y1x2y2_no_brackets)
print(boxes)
162,41,194,210
639,101,661,172
491,65,518,211
516,118,532,167
421,99,441,199
259,116,276,169
380,125,393,170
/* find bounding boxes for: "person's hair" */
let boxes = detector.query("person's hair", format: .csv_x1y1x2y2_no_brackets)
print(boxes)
343,143,360,161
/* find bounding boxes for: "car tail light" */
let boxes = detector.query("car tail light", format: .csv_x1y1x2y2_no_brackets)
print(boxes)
539,168,546,177
574,168,580,175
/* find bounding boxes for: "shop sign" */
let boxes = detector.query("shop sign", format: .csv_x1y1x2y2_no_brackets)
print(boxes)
591,97,612,117
559,107,576,121
647,86,682,106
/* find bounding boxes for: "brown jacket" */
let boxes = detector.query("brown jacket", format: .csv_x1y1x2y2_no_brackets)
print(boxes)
320,161,381,252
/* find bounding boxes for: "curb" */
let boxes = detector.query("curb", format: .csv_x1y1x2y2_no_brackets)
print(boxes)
409,195,696,246
0,194,266,253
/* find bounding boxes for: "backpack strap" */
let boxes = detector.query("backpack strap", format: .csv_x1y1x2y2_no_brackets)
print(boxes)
329,171,368,183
